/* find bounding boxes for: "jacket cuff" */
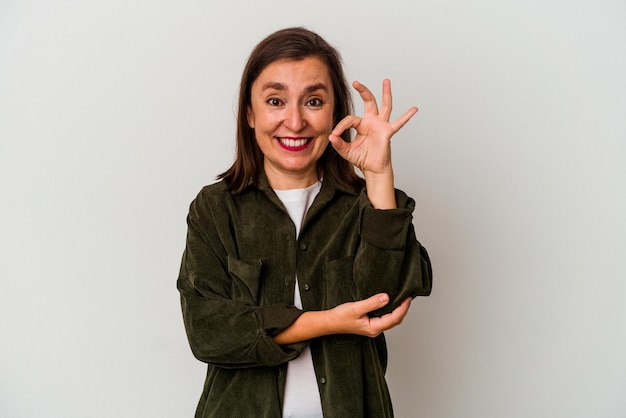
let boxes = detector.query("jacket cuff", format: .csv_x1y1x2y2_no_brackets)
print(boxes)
252,305,307,364
359,190,415,250
254,304,304,337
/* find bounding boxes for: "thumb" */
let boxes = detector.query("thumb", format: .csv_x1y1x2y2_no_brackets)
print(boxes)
328,133,349,155
359,293,390,313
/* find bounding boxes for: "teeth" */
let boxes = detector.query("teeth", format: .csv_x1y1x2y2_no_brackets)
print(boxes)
280,138,308,147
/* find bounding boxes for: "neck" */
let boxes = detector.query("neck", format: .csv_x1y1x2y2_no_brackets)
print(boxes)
265,164,321,190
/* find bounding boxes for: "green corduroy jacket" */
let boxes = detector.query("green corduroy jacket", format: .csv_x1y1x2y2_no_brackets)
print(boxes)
177,172,432,417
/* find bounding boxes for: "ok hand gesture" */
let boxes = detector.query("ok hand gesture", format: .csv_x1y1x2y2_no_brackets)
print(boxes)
328,79,418,177
329,79,418,209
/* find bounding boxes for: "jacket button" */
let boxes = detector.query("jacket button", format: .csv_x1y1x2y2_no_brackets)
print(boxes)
299,243,307,251
304,284,311,291
320,377,327,384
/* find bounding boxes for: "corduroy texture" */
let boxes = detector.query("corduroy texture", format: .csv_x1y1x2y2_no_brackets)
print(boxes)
177,171,432,418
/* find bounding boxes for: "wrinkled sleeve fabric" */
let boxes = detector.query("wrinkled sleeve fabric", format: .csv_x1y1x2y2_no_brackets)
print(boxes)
177,189,306,369
355,188,433,317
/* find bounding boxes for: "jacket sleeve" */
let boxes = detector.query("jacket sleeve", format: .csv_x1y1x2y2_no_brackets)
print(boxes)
354,189,433,317
177,192,306,368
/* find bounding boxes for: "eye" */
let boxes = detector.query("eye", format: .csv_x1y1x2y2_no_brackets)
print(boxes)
306,98,323,107
267,97,283,106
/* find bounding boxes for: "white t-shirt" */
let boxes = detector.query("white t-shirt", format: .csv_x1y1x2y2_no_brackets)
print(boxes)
274,181,323,418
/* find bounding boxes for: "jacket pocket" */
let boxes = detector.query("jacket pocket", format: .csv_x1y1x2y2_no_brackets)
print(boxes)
227,255,263,305
323,256,356,309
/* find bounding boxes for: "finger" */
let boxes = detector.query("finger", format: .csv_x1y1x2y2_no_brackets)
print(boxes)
390,106,419,133
328,133,350,156
376,297,411,326
353,80,379,116
331,114,361,138
388,297,411,323
355,293,390,315
397,296,412,313
367,298,410,333
380,79,393,121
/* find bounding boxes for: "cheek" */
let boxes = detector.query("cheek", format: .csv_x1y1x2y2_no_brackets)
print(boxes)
314,135,331,155
253,111,282,132
325,107,335,130
313,109,334,132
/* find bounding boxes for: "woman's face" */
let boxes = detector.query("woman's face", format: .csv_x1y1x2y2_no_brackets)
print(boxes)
247,57,335,189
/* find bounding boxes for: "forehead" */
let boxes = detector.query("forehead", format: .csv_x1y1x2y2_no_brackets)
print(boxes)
253,57,333,91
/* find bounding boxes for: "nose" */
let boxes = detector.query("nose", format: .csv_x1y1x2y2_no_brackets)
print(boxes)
283,104,306,132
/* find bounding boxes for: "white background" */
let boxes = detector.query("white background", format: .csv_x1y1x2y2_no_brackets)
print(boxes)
1,1,625,417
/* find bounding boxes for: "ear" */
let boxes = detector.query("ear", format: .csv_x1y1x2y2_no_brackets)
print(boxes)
247,106,255,129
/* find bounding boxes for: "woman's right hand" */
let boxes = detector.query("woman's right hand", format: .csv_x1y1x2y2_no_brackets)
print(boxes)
329,293,411,338
273,294,411,345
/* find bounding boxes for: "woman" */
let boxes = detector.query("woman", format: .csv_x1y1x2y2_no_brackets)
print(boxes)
177,27,432,418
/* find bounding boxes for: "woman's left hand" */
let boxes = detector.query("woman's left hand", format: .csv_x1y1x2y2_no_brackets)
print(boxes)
328,79,418,177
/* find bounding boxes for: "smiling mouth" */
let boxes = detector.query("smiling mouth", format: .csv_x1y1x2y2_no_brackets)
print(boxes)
276,137,313,151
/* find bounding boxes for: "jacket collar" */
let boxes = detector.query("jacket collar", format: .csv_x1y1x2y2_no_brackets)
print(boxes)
255,169,358,223
255,169,357,196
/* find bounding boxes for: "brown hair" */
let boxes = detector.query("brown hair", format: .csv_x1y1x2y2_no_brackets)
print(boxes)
218,27,364,193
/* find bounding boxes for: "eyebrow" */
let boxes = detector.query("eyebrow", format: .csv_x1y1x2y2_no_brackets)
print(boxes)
261,82,329,94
